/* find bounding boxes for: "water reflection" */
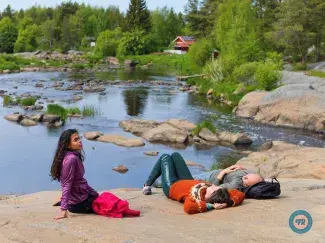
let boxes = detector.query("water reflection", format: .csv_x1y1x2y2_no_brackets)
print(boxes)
122,88,149,116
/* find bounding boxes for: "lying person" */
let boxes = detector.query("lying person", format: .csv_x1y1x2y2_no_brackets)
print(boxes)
142,152,245,214
194,165,264,192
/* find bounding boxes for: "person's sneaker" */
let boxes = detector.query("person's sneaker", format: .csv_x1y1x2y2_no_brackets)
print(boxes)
142,185,152,195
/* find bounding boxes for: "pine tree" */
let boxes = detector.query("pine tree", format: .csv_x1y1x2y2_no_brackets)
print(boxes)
123,0,151,32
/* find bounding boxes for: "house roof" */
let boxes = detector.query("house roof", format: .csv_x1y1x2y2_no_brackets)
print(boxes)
172,36,196,47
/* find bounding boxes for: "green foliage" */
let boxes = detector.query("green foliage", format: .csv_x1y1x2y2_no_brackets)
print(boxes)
66,107,81,115
117,30,155,56
203,59,224,83
71,63,87,70
0,17,18,53
188,39,214,67
95,28,123,57
14,24,40,53
232,62,259,84
306,70,325,78
123,0,151,32
81,105,99,117
2,96,15,106
127,53,197,75
255,61,282,91
192,120,217,136
151,7,184,51
20,97,37,106
215,0,264,70
46,104,67,122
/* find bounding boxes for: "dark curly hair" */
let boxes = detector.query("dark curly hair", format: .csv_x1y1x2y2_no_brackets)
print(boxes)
50,129,84,181
205,187,233,206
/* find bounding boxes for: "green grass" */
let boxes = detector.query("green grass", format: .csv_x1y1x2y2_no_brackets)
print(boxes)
81,105,99,117
66,107,81,116
306,70,325,78
20,97,37,106
72,63,87,70
123,53,201,75
46,104,68,122
192,120,217,136
2,96,16,106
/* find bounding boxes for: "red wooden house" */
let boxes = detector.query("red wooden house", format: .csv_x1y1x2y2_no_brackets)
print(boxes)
172,36,196,53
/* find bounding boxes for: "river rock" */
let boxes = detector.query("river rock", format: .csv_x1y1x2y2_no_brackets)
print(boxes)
144,151,159,156
20,119,38,126
84,131,103,140
143,123,188,144
236,141,325,179
198,128,220,142
119,119,160,136
3,69,11,74
112,165,129,174
258,141,273,151
185,160,206,170
83,86,106,93
124,60,139,69
30,114,43,122
235,71,325,133
207,88,213,96
42,114,60,123
96,134,145,147
235,91,268,118
166,119,196,134
4,114,23,122
217,131,252,145
35,83,44,88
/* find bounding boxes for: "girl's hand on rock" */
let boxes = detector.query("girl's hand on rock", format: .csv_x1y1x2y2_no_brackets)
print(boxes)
213,203,227,210
53,210,68,220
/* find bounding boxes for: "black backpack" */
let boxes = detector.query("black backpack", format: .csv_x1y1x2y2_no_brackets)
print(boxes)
243,178,281,199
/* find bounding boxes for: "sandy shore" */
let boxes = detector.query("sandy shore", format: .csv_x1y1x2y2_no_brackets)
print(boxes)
1,179,325,243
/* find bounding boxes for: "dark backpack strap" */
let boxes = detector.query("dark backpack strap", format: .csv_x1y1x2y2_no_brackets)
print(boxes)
271,178,279,184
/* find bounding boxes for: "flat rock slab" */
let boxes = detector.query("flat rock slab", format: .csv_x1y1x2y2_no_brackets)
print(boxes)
83,131,103,140
237,141,325,179
0,179,324,242
96,134,145,147
143,151,159,156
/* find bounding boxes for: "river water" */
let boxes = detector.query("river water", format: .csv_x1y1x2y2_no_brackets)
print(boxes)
0,70,324,195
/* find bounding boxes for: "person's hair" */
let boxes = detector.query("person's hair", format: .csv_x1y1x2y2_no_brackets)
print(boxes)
205,187,232,206
50,129,84,181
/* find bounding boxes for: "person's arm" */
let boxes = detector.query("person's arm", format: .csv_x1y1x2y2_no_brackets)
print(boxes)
183,196,208,214
87,184,99,198
215,165,245,185
228,189,245,207
54,156,77,219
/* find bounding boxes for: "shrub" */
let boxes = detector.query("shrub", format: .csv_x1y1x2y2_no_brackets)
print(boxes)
192,120,217,136
232,62,258,84
46,104,67,122
255,62,282,91
188,39,214,67
20,97,37,106
203,59,225,83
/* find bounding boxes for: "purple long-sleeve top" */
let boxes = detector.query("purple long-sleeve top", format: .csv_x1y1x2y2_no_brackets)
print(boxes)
60,151,98,210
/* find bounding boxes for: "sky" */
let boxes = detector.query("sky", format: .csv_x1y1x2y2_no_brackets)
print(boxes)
0,0,188,13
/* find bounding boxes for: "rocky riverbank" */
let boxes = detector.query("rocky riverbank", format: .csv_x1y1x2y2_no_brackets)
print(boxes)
1,141,325,242
0,179,324,243
234,71,325,133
